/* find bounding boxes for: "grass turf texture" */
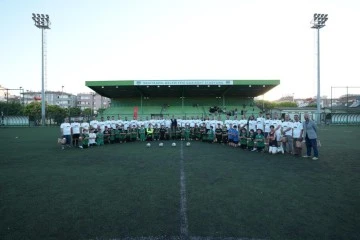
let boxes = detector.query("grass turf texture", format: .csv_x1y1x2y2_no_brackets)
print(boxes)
0,126,359,240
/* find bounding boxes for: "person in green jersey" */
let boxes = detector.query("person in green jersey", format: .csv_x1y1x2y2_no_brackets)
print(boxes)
254,129,265,152
215,123,223,143
239,128,248,150
247,129,256,151
207,126,215,143
96,128,104,146
114,126,120,143
131,125,138,142
139,124,146,141
153,124,160,141
81,129,90,148
194,124,201,140
110,128,116,144
184,124,191,141
200,123,207,142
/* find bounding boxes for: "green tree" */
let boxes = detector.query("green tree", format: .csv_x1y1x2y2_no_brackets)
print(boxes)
47,105,67,125
276,101,297,108
97,108,106,116
254,100,276,111
23,102,41,122
0,101,24,116
82,108,92,117
69,107,81,117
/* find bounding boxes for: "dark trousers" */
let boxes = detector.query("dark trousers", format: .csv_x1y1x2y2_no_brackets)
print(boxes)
305,135,318,157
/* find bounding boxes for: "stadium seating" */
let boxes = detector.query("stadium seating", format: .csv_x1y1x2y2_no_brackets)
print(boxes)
99,97,262,120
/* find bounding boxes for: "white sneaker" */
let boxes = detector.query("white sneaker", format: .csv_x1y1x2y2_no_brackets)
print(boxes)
312,157,319,160
251,148,257,152
303,155,310,158
79,146,83,149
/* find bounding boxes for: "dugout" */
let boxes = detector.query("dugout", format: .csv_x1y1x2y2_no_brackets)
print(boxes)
85,80,280,119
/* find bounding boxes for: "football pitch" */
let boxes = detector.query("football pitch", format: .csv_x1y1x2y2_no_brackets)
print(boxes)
0,126,359,240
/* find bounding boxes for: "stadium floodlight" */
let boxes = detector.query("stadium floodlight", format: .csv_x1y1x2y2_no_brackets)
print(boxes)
311,13,328,124
32,13,51,126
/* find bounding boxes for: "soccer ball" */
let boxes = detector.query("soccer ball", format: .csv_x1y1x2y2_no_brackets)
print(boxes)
172,142,176,147
159,142,164,147
146,143,151,147
186,142,191,147
79,136,83,141
61,138,66,144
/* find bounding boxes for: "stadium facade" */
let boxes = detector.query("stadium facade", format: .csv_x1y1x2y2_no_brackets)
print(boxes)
86,79,280,119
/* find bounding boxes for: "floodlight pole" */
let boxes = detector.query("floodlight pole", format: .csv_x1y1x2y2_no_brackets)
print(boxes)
32,13,50,126
311,13,328,124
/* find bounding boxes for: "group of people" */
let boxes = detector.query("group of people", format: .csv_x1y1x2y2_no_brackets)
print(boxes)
59,112,319,160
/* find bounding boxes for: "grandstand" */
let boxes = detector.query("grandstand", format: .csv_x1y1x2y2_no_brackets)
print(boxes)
85,80,280,119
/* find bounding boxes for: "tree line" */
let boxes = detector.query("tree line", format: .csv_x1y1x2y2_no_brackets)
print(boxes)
0,101,104,125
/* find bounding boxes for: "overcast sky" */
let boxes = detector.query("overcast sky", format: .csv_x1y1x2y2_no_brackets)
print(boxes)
1,0,359,100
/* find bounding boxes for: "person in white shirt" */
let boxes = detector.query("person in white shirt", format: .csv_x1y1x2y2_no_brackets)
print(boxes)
90,116,98,131
239,115,248,130
80,118,90,133
88,128,97,146
110,116,117,129
248,115,257,132
281,114,294,154
292,114,303,156
71,118,81,147
264,113,272,138
256,112,265,132
60,118,72,150
105,116,112,129
271,113,284,154
98,117,106,133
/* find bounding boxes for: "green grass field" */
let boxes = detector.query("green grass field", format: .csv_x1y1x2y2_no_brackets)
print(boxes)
0,126,359,240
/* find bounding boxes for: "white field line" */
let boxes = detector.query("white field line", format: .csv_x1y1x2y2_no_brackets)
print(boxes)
180,141,189,239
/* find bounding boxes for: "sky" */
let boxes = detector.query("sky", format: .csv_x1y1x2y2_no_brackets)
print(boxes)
1,0,360,100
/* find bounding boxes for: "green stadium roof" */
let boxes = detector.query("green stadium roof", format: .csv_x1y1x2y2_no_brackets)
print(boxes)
85,80,280,98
